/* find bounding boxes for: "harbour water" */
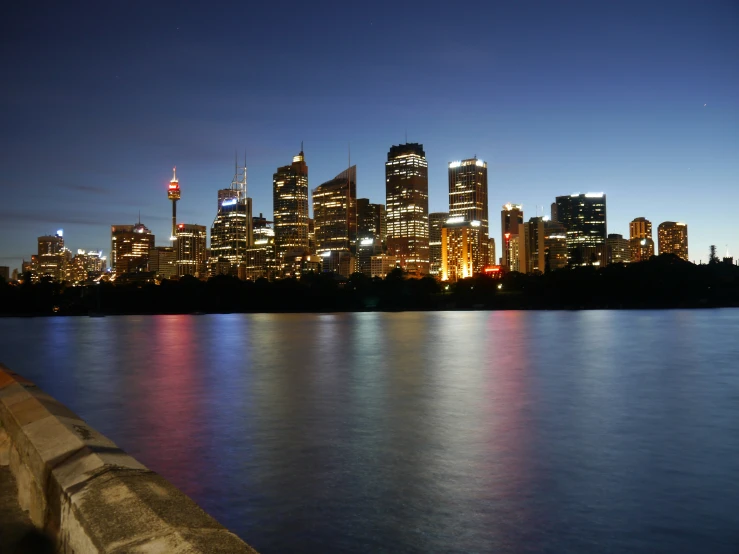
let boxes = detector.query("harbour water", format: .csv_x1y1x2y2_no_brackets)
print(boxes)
1,310,738,553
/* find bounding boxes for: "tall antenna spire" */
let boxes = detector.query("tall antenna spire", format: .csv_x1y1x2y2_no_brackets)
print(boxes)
301,140,304,153
405,129,407,143
171,166,177,182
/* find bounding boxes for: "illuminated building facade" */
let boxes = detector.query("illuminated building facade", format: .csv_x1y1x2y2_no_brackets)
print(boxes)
357,199,386,245
606,234,630,264
273,150,309,264
658,221,688,260
111,223,155,276
520,217,545,273
70,249,107,282
242,214,276,280
544,220,568,271
629,217,654,262
555,193,607,266
175,224,207,277
448,158,489,269
385,143,429,275
370,254,400,278
148,246,176,279
501,203,523,269
312,166,357,254
429,212,448,276
167,167,180,240
210,161,252,272
441,218,482,282
488,237,496,268
37,230,68,282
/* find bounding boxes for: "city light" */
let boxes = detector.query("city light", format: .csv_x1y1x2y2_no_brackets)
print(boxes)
221,198,237,206
449,161,461,168
57,229,63,237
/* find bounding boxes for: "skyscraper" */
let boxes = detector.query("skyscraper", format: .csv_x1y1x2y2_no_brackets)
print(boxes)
210,160,252,272
149,246,176,279
385,143,429,275
520,217,545,273
175,224,207,277
629,217,654,262
501,203,523,269
357,199,386,243
440,219,481,282
167,167,180,240
554,193,607,266
312,166,357,254
606,234,631,264
37,230,68,282
428,212,448,276
243,214,277,280
111,223,155,276
544,220,568,271
448,158,489,269
658,222,689,260
273,149,309,263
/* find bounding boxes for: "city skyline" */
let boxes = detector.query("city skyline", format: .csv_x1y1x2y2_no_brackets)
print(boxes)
2,1,737,271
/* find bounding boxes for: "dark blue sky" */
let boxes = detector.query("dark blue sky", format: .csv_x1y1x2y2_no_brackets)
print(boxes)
1,0,737,270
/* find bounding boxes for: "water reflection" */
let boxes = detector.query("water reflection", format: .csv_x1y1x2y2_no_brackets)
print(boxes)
0,311,738,553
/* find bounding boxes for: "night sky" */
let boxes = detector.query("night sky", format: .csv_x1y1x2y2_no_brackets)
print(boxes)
1,0,737,271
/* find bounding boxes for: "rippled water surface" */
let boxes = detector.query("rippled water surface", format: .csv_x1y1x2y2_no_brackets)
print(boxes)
1,310,738,553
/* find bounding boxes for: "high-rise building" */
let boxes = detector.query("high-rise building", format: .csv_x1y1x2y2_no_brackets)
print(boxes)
70,249,107,282
385,143,429,275
440,219,481,282
273,149,310,263
242,214,276,280
37,230,68,282
357,199,386,243
167,167,181,240
211,161,252,272
501,204,523,269
658,222,688,260
555,193,607,266
448,158,489,269
606,234,631,264
312,166,357,254
149,246,176,279
428,212,448,276
520,217,545,273
550,202,558,223
111,223,155,276
175,224,207,277
629,217,654,262
544,220,568,271
488,237,496,268
0,267,10,281
370,254,400,278
308,218,316,253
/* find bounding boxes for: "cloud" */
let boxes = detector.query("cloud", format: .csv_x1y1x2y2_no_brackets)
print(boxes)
57,183,112,195
0,211,170,227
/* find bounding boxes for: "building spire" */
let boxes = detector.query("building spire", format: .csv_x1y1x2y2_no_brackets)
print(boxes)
171,166,178,183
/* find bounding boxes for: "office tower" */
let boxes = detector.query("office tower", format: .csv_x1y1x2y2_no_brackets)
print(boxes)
629,217,654,262
428,212,449,276
211,160,253,273
441,219,481,282
385,143,429,275
0,267,9,281
606,234,631,264
448,158,489,269
70,250,107,282
175,224,207,277
520,217,545,273
243,214,277,280
544,220,568,271
312,166,357,254
37,230,67,281
488,237,496,268
658,222,688,261
550,202,558,222
111,223,155,276
554,193,607,266
167,167,181,240
501,203,523,269
357,199,386,242
149,246,176,279
273,149,309,264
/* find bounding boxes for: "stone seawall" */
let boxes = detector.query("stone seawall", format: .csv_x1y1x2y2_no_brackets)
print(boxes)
0,364,257,553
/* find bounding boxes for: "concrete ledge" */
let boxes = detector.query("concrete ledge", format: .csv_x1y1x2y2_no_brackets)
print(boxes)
0,364,258,553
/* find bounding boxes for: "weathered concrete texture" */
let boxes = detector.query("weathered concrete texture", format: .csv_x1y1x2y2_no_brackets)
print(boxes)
0,464,37,549
0,364,258,553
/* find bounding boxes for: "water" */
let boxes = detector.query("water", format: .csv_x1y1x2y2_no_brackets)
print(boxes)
1,310,738,553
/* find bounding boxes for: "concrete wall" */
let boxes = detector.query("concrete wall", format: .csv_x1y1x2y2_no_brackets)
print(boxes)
0,364,257,553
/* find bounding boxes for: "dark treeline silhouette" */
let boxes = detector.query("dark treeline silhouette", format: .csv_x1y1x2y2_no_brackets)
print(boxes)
1,255,738,316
